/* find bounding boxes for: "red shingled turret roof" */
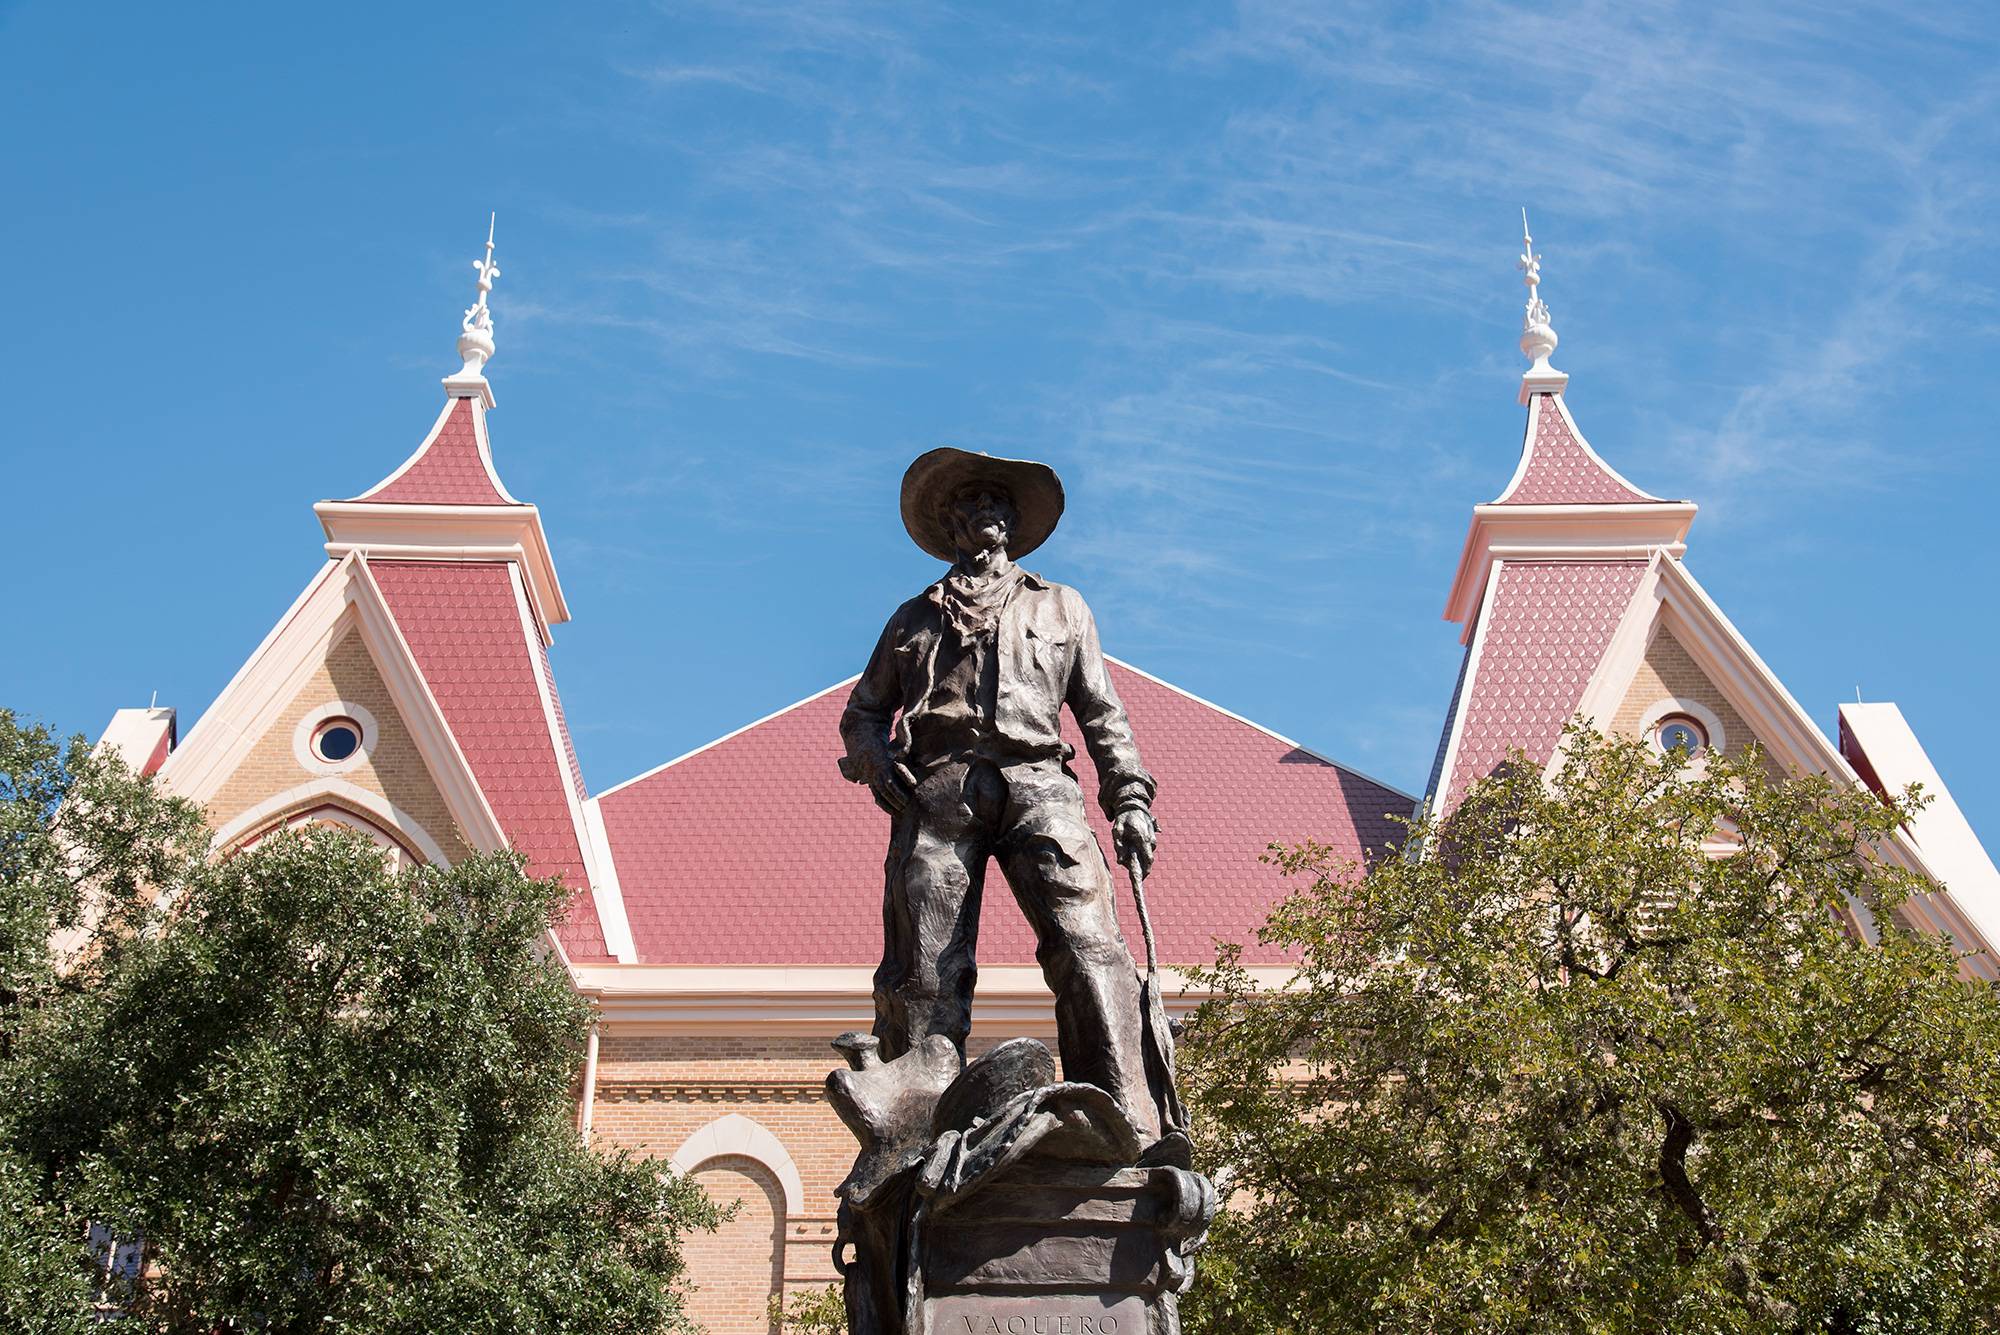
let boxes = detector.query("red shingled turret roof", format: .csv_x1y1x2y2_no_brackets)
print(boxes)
594,661,1413,968
372,559,611,962
1430,386,1693,815
1432,559,1647,812
1492,392,1664,506
348,396,520,507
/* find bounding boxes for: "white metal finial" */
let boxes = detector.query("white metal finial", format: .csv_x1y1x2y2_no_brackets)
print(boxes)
445,214,500,406
1516,209,1566,402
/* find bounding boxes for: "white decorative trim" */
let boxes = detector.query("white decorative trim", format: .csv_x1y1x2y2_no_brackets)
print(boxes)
1638,696,1727,758
1841,702,2000,958
1567,554,1667,732
1427,558,1505,813
667,1114,806,1216
581,798,639,963
507,563,624,963
209,778,454,867
1443,503,1696,630
160,560,341,785
571,963,1293,1035
291,699,381,776
1617,559,1993,976
1490,393,1546,506
314,501,569,631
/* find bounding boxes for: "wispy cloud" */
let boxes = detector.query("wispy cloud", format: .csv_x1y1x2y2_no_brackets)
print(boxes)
509,0,1999,791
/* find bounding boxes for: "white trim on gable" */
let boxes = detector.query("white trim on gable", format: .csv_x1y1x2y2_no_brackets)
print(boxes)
1841,702,2000,956
467,397,522,505
161,560,341,785
1489,392,1547,505
1427,558,1506,815
507,562,629,962
211,779,455,867
1569,554,1668,729
1546,552,1996,975
160,553,510,868
315,502,570,633
580,798,639,964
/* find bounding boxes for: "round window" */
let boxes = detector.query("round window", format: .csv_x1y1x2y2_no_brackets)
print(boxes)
312,718,363,764
1656,716,1706,757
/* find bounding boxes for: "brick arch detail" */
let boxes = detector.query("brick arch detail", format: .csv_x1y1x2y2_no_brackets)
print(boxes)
210,779,452,867
668,1114,806,1217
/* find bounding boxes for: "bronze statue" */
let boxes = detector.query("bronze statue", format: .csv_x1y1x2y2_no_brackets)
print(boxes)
830,449,1214,1335
839,447,1162,1143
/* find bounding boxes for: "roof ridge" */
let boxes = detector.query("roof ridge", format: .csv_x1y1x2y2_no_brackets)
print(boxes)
595,675,862,800
1105,654,1422,803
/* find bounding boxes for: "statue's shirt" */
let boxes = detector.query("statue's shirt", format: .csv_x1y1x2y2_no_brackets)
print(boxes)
840,567,1154,819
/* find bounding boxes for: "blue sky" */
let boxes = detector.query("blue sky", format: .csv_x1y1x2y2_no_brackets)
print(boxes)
5,3,1997,835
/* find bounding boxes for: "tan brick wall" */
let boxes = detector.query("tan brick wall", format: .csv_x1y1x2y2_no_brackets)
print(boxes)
1610,626,1758,757
592,1034,1023,1322
205,628,470,861
684,1154,785,1335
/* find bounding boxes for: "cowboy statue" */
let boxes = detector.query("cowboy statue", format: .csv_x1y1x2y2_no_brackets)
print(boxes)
830,448,1213,1335
839,446,1164,1143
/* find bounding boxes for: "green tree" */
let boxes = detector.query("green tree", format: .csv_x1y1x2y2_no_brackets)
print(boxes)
1181,729,2000,1334
0,710,717,1332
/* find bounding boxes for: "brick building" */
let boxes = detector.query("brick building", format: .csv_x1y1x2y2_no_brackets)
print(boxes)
99,228,2000,1334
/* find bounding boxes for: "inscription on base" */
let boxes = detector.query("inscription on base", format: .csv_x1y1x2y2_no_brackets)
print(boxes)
927,1294,1149,1335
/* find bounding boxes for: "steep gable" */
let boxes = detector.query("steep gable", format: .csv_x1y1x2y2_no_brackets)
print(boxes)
1607,625,1758,758
203,624,473,865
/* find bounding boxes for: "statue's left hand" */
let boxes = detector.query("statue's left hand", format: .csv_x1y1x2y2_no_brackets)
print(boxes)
1114,809,1157,876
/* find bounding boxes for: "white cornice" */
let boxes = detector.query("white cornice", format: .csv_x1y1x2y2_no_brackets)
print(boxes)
1443,502,1697,630
313,500,570,632
571,963,1293,1034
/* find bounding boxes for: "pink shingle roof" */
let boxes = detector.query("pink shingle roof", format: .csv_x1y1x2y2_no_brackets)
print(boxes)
352,398,516,507
371,560,610,961
1438,559,1646,811
596,662,1412,967
1495,394,1658,506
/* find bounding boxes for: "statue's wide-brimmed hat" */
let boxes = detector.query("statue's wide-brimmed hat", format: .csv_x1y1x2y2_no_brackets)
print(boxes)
900,447,1065,562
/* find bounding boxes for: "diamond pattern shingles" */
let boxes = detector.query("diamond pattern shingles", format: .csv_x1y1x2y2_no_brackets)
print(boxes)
370,560,610,961
597,664,1411,967
357,398,515,506
1497,394,1654,506
1442,560,1647,811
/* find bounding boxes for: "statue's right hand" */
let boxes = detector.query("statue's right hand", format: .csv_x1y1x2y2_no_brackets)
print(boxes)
861,756,915,815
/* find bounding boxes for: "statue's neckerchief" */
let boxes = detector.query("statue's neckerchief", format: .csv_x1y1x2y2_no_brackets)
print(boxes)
937,563,1026,647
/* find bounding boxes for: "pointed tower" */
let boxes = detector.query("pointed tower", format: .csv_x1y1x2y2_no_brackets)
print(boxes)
156,222,633,965
1419,218,1998,973
1426,216,1696,815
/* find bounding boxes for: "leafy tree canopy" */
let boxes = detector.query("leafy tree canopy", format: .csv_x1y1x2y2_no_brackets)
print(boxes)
1182,729,2000,1334
0,710,716,1332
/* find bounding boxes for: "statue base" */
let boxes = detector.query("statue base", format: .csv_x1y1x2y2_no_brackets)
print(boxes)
917,1163,1205,1335
828,1035,1216,1335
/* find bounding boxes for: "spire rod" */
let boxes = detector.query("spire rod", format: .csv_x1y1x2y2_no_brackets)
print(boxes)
444,213,500,408
1516,209,1568,403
